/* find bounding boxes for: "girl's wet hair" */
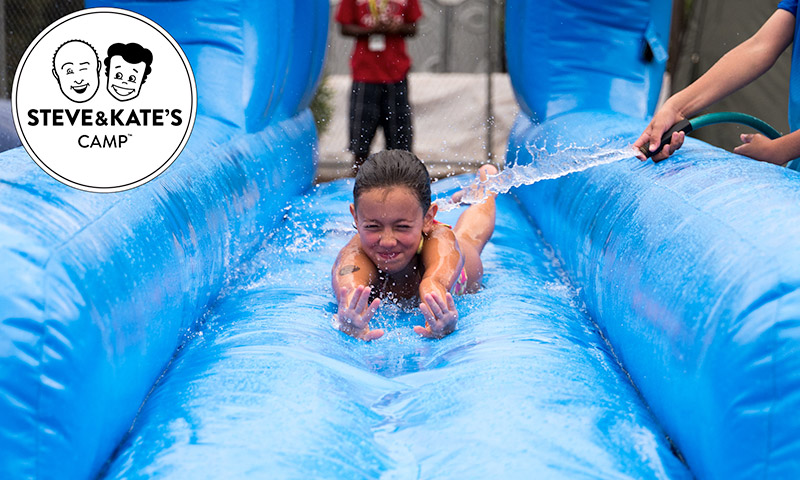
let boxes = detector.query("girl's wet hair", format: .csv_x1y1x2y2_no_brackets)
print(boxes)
354,150,431,213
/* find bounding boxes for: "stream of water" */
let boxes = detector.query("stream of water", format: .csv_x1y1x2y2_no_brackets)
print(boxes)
435,144,635,211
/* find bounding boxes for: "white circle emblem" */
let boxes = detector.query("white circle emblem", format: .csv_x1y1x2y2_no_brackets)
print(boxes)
12,8,197,192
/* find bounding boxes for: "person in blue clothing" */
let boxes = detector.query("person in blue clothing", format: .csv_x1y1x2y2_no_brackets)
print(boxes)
634,3,800,166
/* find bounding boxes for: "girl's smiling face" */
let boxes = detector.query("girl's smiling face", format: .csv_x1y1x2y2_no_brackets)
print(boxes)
351,186,435,274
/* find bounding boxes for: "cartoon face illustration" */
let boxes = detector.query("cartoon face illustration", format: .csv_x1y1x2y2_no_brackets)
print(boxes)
104,43,153,102
52,40,100,103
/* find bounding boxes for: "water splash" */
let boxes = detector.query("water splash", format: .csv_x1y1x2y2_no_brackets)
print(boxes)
435,143,635,211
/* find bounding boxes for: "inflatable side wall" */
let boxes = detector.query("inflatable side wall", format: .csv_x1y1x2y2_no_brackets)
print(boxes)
505,0,670,122
507,1,800,479
0,1,326,478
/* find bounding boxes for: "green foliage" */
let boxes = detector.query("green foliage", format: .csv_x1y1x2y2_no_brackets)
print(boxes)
310,75,334,137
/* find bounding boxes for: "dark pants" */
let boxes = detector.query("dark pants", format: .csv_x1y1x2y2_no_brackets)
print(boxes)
348,78,412,165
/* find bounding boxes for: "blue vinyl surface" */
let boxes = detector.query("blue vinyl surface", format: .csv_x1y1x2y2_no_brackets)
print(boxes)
99,179,691,479
505,0,800,477
0,1,322,478
508,112,800,480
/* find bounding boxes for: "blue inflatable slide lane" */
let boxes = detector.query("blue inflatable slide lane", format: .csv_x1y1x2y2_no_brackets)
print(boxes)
0,0,796,479
507,1,800,480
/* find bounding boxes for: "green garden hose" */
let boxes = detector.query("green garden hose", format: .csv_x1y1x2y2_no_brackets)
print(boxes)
638,112,782,162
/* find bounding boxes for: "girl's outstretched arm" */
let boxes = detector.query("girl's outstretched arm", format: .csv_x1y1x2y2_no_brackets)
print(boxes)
415,226,463,338
332,237,382,340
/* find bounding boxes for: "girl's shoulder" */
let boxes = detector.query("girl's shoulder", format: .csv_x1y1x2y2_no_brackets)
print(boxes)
430,219,454,234
426,220,457,243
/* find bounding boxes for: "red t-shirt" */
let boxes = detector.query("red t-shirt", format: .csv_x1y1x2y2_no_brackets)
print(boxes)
336,0,423,84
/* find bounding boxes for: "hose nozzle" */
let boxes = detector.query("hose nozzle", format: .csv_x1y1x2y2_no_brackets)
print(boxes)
640,113,782,163
640,119,693,162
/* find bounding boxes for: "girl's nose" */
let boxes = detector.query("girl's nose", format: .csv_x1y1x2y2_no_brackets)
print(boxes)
379,231,396,247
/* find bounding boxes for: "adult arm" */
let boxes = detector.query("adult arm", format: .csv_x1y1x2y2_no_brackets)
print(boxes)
634,9,796,161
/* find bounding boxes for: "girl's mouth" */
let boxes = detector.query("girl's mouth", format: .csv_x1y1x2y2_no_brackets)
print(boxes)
377,251,398,261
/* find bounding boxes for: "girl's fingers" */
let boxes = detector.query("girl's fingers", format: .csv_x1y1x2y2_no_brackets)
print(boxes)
414,322,449,339
354,285,371,312
432,292,449,311
413,325,433,337
446,292,456,311
362,328,384,341
362,298,381,323
369,297,381,312
424,293,444,318
420,302,435,324
347,285,362,310
338,286,350,308
435,292,453,311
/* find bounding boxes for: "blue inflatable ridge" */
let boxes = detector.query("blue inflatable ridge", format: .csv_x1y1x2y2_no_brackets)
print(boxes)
0,0,324,478
506,0,670,122
506,0,800,478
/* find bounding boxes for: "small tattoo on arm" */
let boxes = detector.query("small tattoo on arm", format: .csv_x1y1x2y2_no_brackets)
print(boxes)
339,265,360,276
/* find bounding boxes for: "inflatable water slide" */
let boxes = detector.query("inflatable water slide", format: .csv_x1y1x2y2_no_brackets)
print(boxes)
2,1,799,479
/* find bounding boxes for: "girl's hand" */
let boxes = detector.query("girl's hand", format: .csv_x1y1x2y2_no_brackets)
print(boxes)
733,133,785,165
334,285,384,341
414,292,457,339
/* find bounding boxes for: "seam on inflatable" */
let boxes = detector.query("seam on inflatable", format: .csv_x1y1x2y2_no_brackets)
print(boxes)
35,254,49,480
513,183,685,460
32,196,124,478
766,296,778,478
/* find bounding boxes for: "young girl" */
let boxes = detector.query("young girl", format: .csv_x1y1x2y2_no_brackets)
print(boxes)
332,150,498,340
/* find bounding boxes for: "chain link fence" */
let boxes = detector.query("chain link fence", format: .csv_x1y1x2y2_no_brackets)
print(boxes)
2,0,83,97
320,0,511,180
0,1,83,150
326,0,505,76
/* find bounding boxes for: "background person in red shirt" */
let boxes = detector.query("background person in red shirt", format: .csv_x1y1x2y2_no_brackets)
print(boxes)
336,0,423,173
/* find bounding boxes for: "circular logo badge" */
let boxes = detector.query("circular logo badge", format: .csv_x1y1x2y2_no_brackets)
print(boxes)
12,8,196,193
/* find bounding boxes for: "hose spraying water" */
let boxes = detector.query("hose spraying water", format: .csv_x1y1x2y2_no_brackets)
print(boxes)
436,144,634,211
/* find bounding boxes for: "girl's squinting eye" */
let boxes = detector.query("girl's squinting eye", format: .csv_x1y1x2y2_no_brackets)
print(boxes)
128,75,137,83
114,72,122,80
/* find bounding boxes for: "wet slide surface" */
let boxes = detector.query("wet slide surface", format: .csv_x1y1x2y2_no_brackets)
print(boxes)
100,176,691,479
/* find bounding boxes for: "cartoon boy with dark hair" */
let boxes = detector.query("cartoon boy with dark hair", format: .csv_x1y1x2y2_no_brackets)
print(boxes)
52,40,100,103
104,43,153,102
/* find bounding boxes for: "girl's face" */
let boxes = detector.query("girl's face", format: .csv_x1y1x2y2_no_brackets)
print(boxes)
351,186,435,274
